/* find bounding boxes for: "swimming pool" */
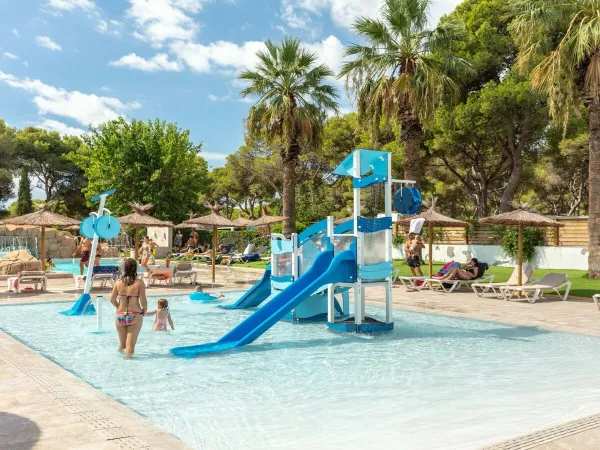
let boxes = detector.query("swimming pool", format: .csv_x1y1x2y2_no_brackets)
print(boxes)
1,294,600,450
52,258,146,275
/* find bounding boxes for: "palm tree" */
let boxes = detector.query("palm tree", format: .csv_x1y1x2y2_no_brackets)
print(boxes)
510,0,600,277
339,0,471,188
239,38,339,234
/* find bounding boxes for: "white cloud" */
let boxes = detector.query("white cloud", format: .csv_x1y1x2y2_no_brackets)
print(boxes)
281,0,311,29
208,94,230,101
109,52,183,71
304,34,344,75
38,119,86,136
23,61,29,67
36,36,62,51
0,71,142,127
201,151,228,161
126,0,204,47
12,28,19,37
46,0,96,11
170,39,265,73
272,24,287,34
3,52,19,60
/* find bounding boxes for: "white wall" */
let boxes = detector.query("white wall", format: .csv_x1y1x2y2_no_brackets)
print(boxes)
393,244,588,270
147,226,172,258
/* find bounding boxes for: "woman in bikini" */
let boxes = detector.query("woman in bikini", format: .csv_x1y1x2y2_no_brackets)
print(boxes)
109,258,147,357
139,236,157,274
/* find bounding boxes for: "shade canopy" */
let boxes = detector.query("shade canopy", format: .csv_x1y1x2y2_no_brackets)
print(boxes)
3,209,80,227
251,206,286,227
396,207,469,228
182,212,237,228
116,203,173,228
480,210,564,228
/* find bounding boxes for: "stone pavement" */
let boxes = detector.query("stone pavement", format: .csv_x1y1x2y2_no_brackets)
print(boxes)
0,264,599,449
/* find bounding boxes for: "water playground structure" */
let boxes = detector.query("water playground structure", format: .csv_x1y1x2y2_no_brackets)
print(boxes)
171,149,421,357
61,189,121,317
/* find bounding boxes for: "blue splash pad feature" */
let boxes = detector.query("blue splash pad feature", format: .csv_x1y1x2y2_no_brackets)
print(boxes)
219,266,272,310
60,293,96,316
327,318,394,333
170,249,356,357
189,292,219,302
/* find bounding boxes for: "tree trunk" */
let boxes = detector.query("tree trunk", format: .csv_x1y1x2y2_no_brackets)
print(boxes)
282,158,297,235
588,101,600,277
499,132,525,213
400,118,423,189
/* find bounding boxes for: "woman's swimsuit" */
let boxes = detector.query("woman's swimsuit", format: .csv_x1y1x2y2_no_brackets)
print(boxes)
115,287,143,326
141,243,150,257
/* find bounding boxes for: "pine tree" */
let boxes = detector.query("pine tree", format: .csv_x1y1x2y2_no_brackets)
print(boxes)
16,167,33,216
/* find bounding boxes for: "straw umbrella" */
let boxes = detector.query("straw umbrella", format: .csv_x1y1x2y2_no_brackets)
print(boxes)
251,206,287,234
231,216,254,228
3,205,80,271
481,207,564,286
178,205,236,283
116,203,173,259
396,199,469,277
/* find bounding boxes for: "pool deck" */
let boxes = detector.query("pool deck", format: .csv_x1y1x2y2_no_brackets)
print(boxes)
0,264,599,449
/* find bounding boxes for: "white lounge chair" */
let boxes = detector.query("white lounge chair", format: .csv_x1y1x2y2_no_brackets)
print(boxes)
500,273,572,303
10,271,47,294
426,273,494,293
171,262,197,285
471,264,534,298
397,275,429,291
593,294,600,311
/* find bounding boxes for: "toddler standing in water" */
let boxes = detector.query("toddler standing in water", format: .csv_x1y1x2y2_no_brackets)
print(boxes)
145,299,174,331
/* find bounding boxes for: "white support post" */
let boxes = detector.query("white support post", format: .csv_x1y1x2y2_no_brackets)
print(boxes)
353,151,364,325
96,295,103,330
83,195,107,295
327,285,335,323
291,233,299,281
385,153,393,324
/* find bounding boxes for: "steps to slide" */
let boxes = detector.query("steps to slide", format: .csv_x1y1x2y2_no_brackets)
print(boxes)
219,265,272,310
171,250,356,358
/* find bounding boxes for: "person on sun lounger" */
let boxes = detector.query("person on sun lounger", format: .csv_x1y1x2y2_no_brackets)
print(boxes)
439,258,485,281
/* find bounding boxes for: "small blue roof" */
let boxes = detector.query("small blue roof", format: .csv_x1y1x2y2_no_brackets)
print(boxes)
333,149,389,178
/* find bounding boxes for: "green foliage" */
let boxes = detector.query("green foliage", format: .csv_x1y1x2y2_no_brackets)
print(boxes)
392,233,404,247
70,118,209,223
271,222,307,234
15,167,33,216
0,120,15,204
501,227,545,262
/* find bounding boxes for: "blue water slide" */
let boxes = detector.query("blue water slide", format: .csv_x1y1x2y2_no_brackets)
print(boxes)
170,250,356,357
219,265,272,310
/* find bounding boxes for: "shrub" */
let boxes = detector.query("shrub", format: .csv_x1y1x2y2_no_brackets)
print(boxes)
501,227,545,262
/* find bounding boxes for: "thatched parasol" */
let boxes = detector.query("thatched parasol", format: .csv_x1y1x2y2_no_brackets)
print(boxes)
251,206,287,235
481,206,564,286
178,204,236,282
396,198,468,276
232,216,254,228
3,205,80,271
117,203,173,259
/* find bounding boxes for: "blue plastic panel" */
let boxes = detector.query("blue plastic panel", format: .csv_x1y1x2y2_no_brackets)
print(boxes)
334,219,354,235
271,238,293,254
359,261,393,280
90,188,116,202
298,219,327,246
353,173,388,188
219,266,272,309
272,274,293,283
333,149,389,178
357,216,392,233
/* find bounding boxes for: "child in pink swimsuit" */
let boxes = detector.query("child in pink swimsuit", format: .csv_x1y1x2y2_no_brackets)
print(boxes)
145,299,174,331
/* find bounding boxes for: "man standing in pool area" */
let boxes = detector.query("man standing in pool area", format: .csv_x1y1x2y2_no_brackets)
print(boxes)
174,230,183,251
73,237,92,275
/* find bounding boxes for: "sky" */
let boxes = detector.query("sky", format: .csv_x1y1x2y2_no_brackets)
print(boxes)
0,0,463,200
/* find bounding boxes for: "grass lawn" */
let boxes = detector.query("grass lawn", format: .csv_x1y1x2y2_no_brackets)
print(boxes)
231,259,599,299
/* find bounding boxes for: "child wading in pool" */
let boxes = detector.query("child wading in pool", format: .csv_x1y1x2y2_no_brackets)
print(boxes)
145,299,175,331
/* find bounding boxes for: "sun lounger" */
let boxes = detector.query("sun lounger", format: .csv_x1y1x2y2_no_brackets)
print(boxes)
74,266,119,289
8,271,47,294
171,262,197,285
397,276,429,290
471,264,534,298
426,273,494,293
145,267,173,286
229,246,268,264
500,273,572,303
593,294,600,311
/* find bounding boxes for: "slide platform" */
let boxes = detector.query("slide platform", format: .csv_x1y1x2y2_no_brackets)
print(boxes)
219,265,272,310
171,250,356,357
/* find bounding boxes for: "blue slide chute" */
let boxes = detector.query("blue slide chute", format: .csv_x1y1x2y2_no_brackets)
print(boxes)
219,265,272,310
171,250,356,357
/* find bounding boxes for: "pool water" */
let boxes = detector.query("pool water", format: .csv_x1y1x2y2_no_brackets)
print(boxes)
1,295,600,450
52,258,145,275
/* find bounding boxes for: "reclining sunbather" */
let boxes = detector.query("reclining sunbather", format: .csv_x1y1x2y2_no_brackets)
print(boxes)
439,258,482,281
